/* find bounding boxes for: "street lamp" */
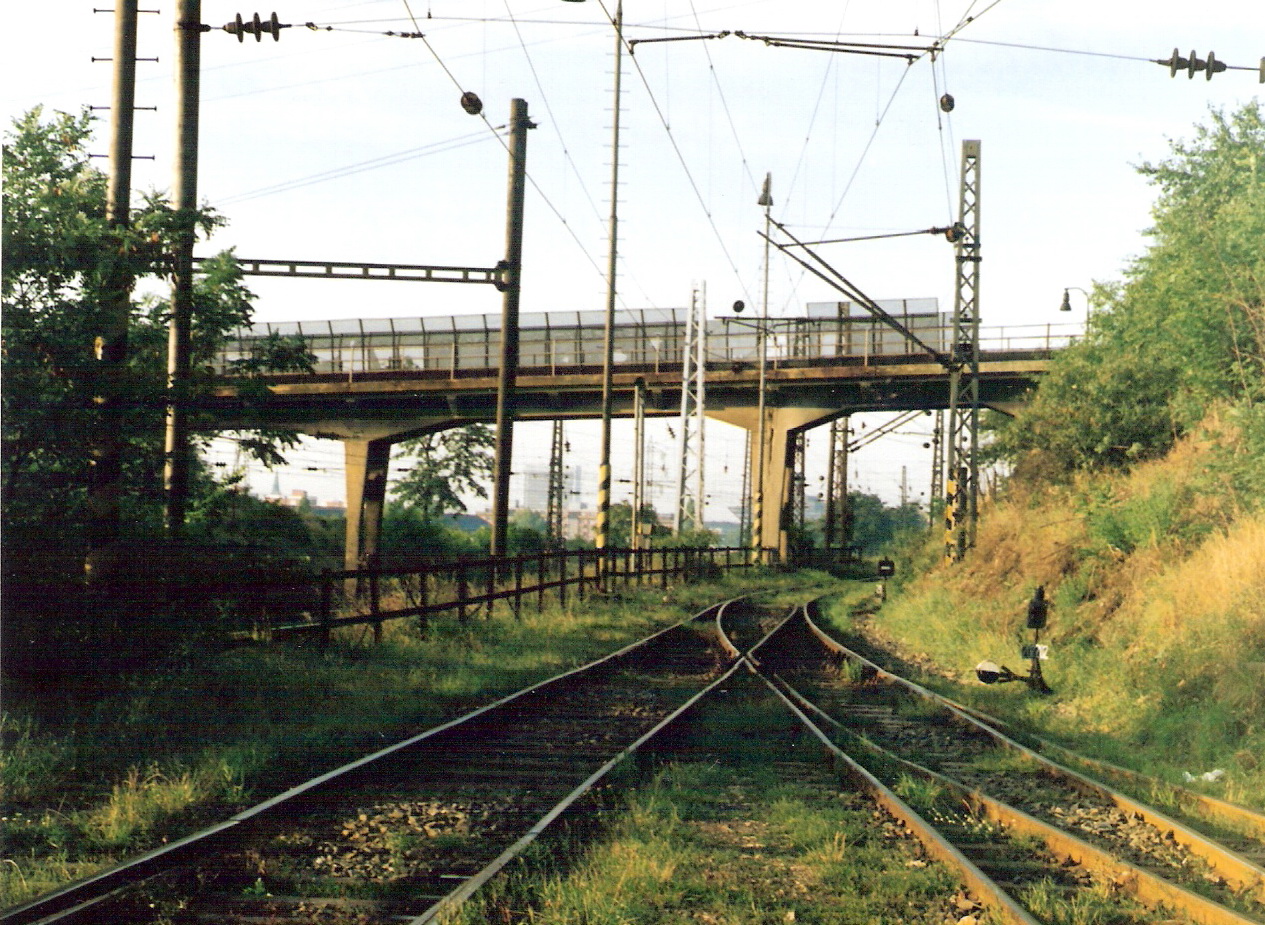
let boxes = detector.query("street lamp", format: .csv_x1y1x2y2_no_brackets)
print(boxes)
1059,286,1092,321
728,174,775,563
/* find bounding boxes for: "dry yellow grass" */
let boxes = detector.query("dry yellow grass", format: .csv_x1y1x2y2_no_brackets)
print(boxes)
871,411,1265,804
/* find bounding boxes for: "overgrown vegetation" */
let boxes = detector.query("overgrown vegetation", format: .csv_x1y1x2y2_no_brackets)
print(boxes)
0,569,831,909
457,686,972,925
989,102,1264,475
835,103,1265,810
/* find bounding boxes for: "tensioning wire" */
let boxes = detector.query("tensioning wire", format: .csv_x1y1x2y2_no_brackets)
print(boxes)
596,0,755,309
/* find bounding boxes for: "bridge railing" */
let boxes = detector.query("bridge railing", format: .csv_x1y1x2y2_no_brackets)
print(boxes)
217,306,1082,380
222,545,765,644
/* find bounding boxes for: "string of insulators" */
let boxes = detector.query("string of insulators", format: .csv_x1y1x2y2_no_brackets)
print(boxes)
1155,47,1264,82
222,12,286,42
210,13,424,41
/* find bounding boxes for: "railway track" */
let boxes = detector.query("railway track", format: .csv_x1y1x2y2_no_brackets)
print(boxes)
12,589,1261,924
746,602,1265,925
2,600,742,925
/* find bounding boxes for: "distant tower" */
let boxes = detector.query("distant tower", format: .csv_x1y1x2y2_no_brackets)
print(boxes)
674,285,707,534
547,420,566,549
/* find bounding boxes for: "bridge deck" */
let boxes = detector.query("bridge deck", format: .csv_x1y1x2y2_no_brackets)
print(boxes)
210,305,1072,435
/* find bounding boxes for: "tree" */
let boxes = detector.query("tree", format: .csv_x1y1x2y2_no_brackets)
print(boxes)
2,108,311,585
391,425,495,520
992,102,1265,475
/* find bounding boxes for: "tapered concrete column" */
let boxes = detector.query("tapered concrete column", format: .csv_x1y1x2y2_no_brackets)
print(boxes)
711,405,837,563
344,438,393,571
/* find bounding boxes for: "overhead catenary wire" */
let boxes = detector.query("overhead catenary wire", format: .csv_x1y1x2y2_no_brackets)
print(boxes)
218,127,500,204
596,0,755,309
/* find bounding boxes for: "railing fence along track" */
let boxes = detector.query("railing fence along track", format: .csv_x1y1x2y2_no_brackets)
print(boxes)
208,545,765,645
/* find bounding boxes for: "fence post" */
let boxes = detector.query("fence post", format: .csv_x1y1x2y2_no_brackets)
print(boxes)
369,554,382,645
485,557,496,620
417,560,430,634
513,556,523,620
578,550,587,602
457,562,469,624
559,551,568,610
536,551,545,614
319,568,332,649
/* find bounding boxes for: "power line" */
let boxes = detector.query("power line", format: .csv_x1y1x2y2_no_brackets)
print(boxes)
603,0,753,308
218,127,500,204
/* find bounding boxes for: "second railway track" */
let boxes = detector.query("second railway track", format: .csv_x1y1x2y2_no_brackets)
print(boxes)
747,601,1265,925
11,587,1263,925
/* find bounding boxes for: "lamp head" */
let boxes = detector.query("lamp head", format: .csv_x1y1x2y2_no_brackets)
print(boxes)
732,300,746,314
1060,289,1072,312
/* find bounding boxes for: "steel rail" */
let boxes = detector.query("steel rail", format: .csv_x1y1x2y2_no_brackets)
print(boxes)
794,601,1265,900
1,597,745,925
769,667,1261,925
741,610,1041,925
754,603,1265,919
854,655,1265,843
411,611,751,923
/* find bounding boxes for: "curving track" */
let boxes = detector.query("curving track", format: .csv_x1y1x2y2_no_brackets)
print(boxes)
746,601,1265,925
11,589,1261,925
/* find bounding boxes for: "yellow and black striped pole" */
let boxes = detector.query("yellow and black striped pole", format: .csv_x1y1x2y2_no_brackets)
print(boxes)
594,1,623,574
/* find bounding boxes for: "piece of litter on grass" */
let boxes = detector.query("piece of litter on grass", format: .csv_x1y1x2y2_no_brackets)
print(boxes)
1181,769,1225,783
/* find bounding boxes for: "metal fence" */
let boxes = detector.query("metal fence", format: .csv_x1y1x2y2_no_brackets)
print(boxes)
229,545,763,645
217,302,1081,379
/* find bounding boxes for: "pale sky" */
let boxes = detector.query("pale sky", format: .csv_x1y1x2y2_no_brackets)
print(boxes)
5,2,1262,519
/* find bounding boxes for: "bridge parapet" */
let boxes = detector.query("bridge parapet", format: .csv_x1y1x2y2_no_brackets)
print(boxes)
218,303,1081,379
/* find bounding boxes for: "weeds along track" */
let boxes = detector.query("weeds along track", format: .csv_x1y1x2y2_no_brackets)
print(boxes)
2,599,752,925
749,603,1265,925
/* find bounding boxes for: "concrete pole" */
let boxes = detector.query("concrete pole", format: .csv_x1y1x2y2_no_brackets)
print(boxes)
753,173,772,564
632,380,645,549
490,98,531,557
85,0,139,586
163,0,201,536
594,0,623,554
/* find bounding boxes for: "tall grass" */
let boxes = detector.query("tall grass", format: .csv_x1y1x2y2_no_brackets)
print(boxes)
834,416,1265,808
1,568,828,909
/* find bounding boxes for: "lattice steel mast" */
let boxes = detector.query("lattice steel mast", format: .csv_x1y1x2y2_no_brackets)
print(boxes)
546,419,565,550
945,140,982,561
824,416,850,556
674,285,707,535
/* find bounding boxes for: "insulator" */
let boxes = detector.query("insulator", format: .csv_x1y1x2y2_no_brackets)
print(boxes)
224,11,286,42
1205,50,1227,80
460,91,483,115
939,93,955,113
1187,49,1206,79
1162,47,1188,77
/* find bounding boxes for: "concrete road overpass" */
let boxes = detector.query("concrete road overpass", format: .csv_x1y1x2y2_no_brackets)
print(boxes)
206,300,1073,567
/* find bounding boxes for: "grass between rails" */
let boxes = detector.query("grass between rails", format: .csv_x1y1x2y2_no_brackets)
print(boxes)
456,685,982,925
0,567,842,910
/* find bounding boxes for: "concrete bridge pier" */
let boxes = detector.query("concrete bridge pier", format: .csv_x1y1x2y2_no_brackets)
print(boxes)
344,437,393,572
711,406,839,562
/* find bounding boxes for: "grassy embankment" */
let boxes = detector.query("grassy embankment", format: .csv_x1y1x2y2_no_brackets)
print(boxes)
823,409,1265,810
0,567,838,909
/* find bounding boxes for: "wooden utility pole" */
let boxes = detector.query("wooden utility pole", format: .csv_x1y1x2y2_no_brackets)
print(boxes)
490,98,532,557
164,0,201,535
86,0,139,586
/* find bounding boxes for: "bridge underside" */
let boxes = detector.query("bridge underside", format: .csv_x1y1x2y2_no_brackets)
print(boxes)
204,352,1045,567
